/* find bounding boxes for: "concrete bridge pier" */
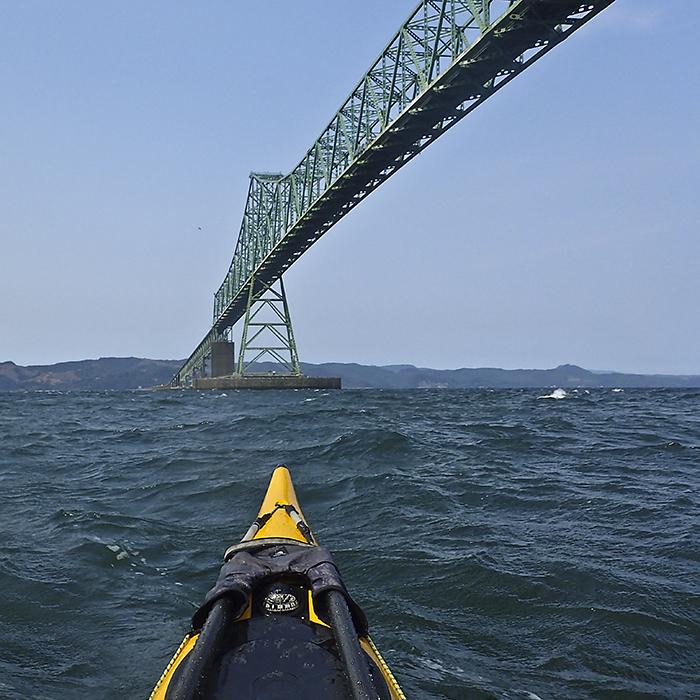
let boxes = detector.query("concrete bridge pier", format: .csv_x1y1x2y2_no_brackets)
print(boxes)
211,341,235,377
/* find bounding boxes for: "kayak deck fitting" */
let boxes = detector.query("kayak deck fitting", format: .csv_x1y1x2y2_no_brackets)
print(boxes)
150,467,405,699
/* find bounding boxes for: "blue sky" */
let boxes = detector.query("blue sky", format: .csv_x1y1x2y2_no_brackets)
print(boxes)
1,1,698,373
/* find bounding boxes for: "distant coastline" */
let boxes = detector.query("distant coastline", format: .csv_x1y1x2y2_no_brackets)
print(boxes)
1,358,698,391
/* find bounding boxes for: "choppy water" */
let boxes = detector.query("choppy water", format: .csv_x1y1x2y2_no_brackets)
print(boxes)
0,389,698,699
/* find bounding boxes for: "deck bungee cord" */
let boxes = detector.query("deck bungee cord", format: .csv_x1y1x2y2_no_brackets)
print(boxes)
239,502,316,546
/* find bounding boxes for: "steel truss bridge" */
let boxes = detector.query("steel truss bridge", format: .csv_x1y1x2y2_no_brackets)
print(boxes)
173,0,614,386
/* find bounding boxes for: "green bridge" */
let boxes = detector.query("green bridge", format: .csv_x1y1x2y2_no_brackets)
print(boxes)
173,0,615,386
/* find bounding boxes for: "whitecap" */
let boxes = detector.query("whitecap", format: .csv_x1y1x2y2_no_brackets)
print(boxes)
537,388,567,400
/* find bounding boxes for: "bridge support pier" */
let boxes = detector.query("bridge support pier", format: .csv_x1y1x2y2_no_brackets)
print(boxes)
192,375,340,390
167,278,341,390
211,341,235,377
237,276,301,375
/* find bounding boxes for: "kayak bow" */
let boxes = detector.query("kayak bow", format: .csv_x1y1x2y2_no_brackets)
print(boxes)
150,466,405,700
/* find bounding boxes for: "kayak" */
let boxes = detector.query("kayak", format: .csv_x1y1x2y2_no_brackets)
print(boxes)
150,466,405,699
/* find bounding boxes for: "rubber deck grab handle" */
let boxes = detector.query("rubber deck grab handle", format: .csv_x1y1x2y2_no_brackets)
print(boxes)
324,589,378,700
170,597,233,700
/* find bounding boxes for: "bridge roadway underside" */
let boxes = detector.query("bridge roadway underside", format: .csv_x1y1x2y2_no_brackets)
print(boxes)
212,0,609,337
192,375,341,390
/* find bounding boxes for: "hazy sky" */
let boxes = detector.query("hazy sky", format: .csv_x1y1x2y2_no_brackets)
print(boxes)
1,1,698,373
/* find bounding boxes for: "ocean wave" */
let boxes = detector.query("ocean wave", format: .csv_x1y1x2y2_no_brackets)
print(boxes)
537,388,568,400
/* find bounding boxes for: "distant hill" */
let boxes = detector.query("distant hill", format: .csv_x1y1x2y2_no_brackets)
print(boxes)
0,358,182,391
295,362,700,389
0,358,698,391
